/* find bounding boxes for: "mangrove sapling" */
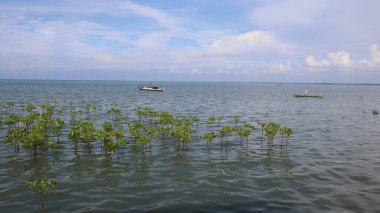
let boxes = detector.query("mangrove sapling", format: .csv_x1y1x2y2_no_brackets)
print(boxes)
201,131,216,149
5,127,26,154
107,107,123,121
79,120,97,148
190,115,200,129
22,111,40,132
157,125,170,142
143,125,158,148
219,125,235,143
206,117,216,130
219,125,236,153
69,109,78,124
22,117,51,157
52,117,65,141
40,103,55,121
279,126,293,147
6,102,15,114
257,122,266,143
233,114,241,128
216,116,224,127
68,124,81,152
135,133,150,153
25,104,37,115
4,114,20,129
28,176,56,210
264,122,280,146
235,123,255,143
97,121,128,158
170,123,192,152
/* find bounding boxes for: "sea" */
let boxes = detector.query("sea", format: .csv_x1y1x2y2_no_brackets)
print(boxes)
0,80,379,212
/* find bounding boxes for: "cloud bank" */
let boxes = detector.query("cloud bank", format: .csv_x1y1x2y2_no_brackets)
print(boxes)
0,0,379,82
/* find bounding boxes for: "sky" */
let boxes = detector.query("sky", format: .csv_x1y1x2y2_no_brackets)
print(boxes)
0,0,380,83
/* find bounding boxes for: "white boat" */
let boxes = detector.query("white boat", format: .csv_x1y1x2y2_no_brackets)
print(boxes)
138,84,164,91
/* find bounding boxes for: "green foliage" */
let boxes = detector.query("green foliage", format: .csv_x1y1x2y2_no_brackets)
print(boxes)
201,131,216,144
28,176,56,210
23,118,50,156
25,104,36,114
264,122,281,144
235,123,255,141
68,120,96,147
40,103,55,120
5,128,26,153
170,123,192,144
22,111,40,131
219,125,235,142
97,121,128,157
52,117,65,140
279,126,293,142
68,125,81,144
4,114,21,128
107,107,123,121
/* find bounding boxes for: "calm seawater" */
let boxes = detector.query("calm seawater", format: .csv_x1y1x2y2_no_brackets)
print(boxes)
0,80,379,212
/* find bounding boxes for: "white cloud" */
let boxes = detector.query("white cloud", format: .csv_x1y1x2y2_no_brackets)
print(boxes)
206,31,292,56
122,1,182,30
271,62,292,73
304,44,380,71
370,43,380,65
327,50,351,67
305,55,330,68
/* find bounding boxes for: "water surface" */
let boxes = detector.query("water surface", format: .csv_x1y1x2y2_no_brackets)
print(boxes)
0,80,379,212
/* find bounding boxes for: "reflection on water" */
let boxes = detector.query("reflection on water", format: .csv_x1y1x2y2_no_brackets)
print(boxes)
0,80,379,212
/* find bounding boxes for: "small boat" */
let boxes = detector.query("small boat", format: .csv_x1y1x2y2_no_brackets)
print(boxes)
138,84,164,91
293,88,323,98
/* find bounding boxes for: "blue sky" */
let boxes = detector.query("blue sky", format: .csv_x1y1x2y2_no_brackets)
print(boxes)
1,0,380,83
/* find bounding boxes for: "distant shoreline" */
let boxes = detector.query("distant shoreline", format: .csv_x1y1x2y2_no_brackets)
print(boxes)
0,78,380,86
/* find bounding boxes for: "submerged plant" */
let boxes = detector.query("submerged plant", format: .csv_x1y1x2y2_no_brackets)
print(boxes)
279,126,293,148
219,125,235,143
235,123,255,142
233,114,241,127
264,122,280,145
170,123,192,152
23,118,51,157
201,131,216,149
257,122,266,143
28,176,56,210
5,127,26,154
97,121,128,158
52,117,65,141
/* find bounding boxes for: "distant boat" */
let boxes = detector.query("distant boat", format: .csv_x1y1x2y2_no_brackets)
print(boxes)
138,84,164,91
293,88,323,98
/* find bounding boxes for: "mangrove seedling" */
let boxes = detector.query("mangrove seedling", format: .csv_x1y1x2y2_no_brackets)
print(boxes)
52,117,65,141
233,114,241,127
216,116,224,127
206,117,216,130
279,126,293,147
28,176,56,210
219,125,235,143
23,118,50,157
257,122,266,143
5,127,26,154
97,121,128,158
235,123,255,142
201,131,216,149
170,123,192,152
264,122,280,145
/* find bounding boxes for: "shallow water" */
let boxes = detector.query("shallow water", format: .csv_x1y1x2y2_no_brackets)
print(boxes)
0,80,380,212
